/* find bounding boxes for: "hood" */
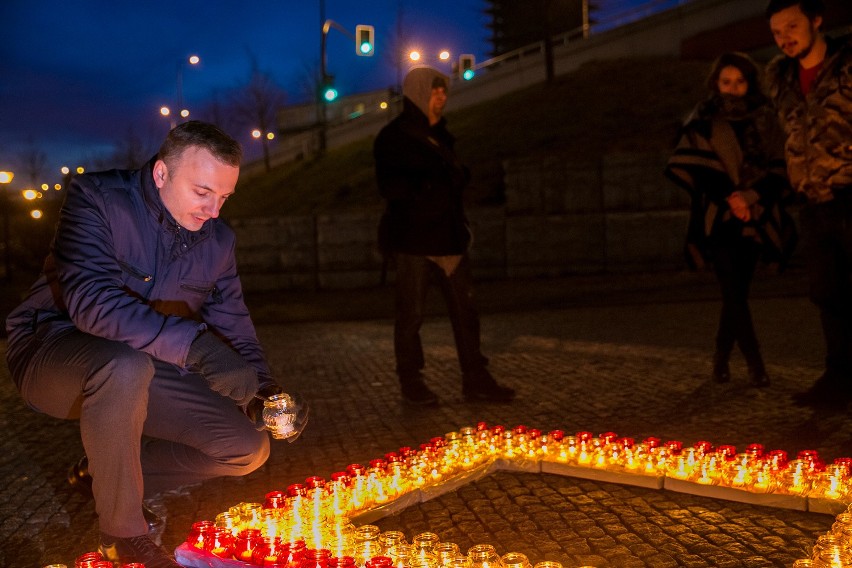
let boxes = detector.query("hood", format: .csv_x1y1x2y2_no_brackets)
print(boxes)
402,66,449,118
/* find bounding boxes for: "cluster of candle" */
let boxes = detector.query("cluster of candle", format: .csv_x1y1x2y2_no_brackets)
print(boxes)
185,521,574,568
179,423,852,567
543,429,852,499
792,504,852,567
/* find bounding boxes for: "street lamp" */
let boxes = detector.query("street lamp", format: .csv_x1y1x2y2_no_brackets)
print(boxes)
176,54,200,116
0,170,14,281
252,130,276,172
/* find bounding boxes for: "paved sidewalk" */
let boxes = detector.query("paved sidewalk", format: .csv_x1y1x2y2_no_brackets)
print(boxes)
0,268,847,567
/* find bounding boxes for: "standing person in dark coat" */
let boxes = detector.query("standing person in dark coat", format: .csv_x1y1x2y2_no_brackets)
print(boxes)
5,121,308,567
666,52,793,388
765,0,852,408
374,66,515,405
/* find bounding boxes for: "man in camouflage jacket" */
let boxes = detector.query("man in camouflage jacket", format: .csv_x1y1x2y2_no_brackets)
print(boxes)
765,0,852,407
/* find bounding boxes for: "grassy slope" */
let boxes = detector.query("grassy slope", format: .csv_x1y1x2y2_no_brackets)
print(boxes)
225,57,710,219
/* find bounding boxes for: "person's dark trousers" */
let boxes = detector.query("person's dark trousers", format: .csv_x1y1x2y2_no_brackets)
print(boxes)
710,234,763,371
9,328,270,538
800,193,852,387
393,253,488,382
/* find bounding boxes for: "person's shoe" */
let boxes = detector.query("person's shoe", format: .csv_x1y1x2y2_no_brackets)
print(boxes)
748,368,771,388
68,456,164,534
99,533,179,568
463,370,516,403
712,353,731,384
400,378,439,405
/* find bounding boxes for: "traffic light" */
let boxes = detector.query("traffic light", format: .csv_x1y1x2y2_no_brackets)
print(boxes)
321,75,338,102
355,24,374,56
459,54,475,80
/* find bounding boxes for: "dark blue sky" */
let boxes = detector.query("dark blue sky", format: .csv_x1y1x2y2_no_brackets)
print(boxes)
0,0,636,183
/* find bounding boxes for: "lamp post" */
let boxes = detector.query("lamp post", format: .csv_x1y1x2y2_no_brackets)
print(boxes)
252,129,275,172
317,0,373,154
0,170,14,281
176,54,200,123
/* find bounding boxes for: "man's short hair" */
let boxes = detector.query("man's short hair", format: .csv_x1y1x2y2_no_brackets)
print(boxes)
765,0,825,20
158,120,242,169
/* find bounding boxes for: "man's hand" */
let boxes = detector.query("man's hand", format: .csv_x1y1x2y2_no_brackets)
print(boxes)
186,331,259,406
246,384,309,443
726,191,751,222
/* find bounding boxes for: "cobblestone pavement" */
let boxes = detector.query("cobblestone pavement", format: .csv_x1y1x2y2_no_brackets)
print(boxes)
1,269,849,568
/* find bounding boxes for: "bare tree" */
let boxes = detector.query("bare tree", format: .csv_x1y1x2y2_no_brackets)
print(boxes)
229,60,288,173
18,140,47,185
111,126,151,170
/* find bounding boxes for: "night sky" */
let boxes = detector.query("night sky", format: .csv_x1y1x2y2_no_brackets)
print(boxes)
0,0,642,183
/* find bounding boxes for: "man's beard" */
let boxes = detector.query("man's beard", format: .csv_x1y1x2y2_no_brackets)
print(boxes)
793,28,818,60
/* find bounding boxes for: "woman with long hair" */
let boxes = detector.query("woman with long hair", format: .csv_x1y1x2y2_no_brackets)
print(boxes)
666,52,795,388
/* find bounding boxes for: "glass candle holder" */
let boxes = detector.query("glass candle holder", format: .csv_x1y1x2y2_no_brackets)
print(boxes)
500,552,531,568
74,552,103,568
379,531,408,555
206,527,234,558
232,528,264,563
186,520,216,549
251,536,289,567
434,542,461,567
467,544,502,568
262,393,300,440
412,532,441,554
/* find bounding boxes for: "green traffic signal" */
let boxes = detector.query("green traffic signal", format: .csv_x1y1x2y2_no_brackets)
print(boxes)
459,54,475,81
355,24,374,57
323,86,339,102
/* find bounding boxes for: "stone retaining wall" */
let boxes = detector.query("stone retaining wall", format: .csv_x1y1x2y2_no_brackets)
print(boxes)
231,152,692,291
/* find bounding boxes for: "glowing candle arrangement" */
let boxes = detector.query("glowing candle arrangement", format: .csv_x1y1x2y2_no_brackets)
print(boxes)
64,422,852,567
174,422,851,567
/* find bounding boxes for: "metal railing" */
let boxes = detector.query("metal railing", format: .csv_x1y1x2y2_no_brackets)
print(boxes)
464,0,698,81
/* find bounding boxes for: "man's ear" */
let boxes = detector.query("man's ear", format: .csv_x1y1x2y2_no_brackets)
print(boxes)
152,160,168,188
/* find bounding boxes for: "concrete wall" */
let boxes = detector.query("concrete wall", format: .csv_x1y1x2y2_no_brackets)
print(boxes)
231,152,689,291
